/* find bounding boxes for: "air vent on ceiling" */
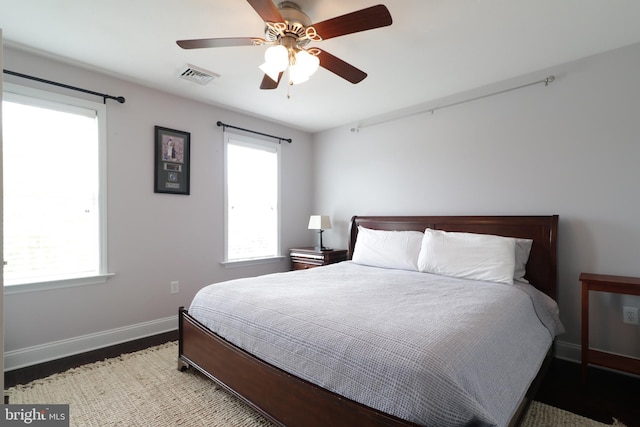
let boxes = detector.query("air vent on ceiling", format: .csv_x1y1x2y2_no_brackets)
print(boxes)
179,64,220,85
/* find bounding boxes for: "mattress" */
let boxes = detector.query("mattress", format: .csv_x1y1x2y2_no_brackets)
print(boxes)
189,261,564,427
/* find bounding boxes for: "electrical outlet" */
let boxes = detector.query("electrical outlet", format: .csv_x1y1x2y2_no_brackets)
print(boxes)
170,281,180,295
623,306,638,325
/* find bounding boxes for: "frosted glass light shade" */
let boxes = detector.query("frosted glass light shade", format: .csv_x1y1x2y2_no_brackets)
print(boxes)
259,45,288,82
296,50,319,75
289,50,319,85
289,64,310,85
265,45,288,69
259,62,282,82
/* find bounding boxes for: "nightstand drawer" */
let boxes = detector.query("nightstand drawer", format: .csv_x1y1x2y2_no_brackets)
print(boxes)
291,260,323,270
289,248,347,271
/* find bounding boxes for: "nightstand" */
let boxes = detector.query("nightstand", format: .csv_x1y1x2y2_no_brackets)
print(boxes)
580,272,640,383
289,247,348,271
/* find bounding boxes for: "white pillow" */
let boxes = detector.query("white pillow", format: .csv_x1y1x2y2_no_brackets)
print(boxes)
417,229,516,284
514,238,533,283
352,226,423,271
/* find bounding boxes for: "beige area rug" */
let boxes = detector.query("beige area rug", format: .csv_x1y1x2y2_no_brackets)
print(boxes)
6,341,624,427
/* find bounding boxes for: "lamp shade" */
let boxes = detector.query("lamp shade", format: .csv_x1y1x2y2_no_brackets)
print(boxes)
308,215,332,230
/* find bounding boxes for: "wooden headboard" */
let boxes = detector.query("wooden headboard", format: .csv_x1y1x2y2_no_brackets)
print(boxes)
349,215,559,300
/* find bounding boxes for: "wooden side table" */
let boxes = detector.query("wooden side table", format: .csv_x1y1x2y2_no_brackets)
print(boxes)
289,247,347,271
580,272,640,383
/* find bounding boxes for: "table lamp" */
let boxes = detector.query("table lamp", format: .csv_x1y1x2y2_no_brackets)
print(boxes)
308,215,332,251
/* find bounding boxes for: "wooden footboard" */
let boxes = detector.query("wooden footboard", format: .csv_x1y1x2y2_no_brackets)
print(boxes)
178,307,420,427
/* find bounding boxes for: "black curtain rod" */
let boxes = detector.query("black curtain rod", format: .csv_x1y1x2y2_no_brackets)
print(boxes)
217,121,292,144
3,69,126,104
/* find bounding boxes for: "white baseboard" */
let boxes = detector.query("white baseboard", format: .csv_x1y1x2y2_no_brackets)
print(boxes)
4,315,178,371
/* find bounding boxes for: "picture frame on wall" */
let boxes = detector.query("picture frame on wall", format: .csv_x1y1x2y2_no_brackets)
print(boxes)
154,126,191,195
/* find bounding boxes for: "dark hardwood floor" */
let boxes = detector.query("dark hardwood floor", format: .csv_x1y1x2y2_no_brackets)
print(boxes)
4,330,178,389
533,358,640,427
5,337,640,427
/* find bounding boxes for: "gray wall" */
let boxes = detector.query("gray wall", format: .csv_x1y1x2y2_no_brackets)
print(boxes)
312,42,640,362
2,46,314,367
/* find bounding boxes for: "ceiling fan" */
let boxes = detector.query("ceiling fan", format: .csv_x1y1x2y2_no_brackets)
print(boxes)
177,0,392,89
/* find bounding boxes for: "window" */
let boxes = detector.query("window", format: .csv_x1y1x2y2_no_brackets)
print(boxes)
2,84,108,292
224,132,281,264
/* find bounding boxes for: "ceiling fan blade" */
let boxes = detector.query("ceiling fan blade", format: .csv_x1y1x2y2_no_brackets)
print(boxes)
260,72,283,90
312,5,392,41
177,37,263,49
247,0,283,23
316,49,367,84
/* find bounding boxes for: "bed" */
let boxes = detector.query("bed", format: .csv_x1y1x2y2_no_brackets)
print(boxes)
178,215,562,427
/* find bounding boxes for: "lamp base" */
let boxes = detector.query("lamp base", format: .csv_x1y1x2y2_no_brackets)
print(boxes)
315,230,332,252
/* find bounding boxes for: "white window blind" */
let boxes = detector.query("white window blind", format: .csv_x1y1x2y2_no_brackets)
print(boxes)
3,84,108,289
224,133,280,263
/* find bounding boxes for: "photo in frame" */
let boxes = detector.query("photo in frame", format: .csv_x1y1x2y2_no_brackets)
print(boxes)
154,126,191,195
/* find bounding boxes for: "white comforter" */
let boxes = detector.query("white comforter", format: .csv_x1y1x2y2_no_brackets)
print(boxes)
189,262,564,427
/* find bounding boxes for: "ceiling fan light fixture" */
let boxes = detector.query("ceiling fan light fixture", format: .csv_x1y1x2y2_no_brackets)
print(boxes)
288,63,310,85
289,50,319,85
260,45,289,81
259,62,282,82
177,3,393,90
296,50,319,75
265,44,289,68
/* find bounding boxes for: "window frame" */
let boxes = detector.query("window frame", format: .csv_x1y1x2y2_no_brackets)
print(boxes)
3,83,111,294
222,131,284,267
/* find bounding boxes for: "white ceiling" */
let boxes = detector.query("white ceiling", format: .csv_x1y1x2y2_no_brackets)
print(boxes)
2,1,640,133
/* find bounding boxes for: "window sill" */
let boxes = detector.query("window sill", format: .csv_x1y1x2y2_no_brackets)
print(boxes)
220,256,286,269
4,273,115,295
